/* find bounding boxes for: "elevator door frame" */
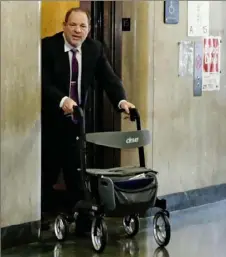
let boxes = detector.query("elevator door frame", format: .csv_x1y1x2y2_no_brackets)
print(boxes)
81,1,122,169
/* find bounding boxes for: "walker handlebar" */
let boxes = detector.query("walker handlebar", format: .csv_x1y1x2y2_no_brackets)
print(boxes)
73,105,145,188
73,105,140,124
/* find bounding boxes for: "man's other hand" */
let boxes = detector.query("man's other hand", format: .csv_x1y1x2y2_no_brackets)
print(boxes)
119,100,135,114
62,98,77,114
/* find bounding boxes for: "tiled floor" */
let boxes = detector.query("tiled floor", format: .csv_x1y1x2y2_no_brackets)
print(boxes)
2,200,226,257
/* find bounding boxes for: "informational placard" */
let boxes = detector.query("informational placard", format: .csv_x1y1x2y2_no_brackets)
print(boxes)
202,36,221,91
178,41,194,77
193,42,203,96
188,1,209,37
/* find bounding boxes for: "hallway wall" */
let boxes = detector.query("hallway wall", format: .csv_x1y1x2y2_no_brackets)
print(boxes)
1,1,83,249
121,1,226,197
1,0,41,242
121,2,154,169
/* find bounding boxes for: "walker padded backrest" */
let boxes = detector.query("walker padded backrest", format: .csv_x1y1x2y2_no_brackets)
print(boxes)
85,129,151,149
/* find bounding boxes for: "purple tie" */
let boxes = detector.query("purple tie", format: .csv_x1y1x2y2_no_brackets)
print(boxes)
70,49,79,104
70,49,79,123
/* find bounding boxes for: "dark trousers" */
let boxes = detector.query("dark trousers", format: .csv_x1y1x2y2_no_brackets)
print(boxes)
41,116,83,213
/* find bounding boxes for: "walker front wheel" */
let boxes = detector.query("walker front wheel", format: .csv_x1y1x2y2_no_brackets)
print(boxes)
91,217,108,253
123,214,140,237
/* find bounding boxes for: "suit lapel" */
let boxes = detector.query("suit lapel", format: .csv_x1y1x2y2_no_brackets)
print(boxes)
61,51,70,91
55,33,70,91
81,40,92,105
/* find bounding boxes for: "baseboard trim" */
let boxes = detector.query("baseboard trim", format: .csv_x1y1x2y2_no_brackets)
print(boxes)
148,183,226,216
1,220,41,250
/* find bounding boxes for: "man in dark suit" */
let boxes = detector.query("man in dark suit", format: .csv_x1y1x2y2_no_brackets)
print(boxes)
41,7,135,224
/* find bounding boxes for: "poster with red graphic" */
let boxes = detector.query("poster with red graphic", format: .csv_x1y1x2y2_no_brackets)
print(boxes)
202,36,221,91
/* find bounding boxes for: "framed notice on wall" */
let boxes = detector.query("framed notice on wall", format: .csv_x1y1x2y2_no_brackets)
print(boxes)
188,1,209,37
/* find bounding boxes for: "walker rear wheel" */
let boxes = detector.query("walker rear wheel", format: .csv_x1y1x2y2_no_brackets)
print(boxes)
153,211,171,247
123,214,140,237
91,217,108,253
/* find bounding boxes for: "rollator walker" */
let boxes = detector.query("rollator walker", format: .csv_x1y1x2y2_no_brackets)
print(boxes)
54,106,171,252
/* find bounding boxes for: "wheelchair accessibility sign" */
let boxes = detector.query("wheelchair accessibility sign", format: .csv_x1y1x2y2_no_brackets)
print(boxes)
164,0,179,24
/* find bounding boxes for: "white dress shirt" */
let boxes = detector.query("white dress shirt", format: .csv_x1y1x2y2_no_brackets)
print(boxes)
60,34,126,109
59,34,82,107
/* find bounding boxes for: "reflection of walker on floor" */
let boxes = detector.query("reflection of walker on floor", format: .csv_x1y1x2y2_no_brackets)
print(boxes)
54,107,171,252
53,241,170,257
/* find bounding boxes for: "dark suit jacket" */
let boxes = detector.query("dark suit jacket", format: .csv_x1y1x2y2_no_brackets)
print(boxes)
41,31,126,131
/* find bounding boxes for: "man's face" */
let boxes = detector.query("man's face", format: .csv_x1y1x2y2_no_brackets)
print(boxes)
63,11,90,47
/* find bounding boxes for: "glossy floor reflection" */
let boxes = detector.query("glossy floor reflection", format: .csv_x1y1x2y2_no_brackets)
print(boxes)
2,200,226,257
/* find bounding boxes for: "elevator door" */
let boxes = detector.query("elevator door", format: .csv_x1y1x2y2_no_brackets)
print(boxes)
85,1,123,169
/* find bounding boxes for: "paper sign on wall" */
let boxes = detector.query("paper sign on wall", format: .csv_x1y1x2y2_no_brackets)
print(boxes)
202,36,221,91
178,41,194,76
194,42,203,96
188,1,209,37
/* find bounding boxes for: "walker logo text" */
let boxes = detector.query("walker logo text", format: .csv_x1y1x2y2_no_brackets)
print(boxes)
126,137,139,144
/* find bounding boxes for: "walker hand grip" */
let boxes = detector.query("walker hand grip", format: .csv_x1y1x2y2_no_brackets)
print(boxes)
119,107,139,121
73,105,84,121
118,107,141,129
129,108,139,122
